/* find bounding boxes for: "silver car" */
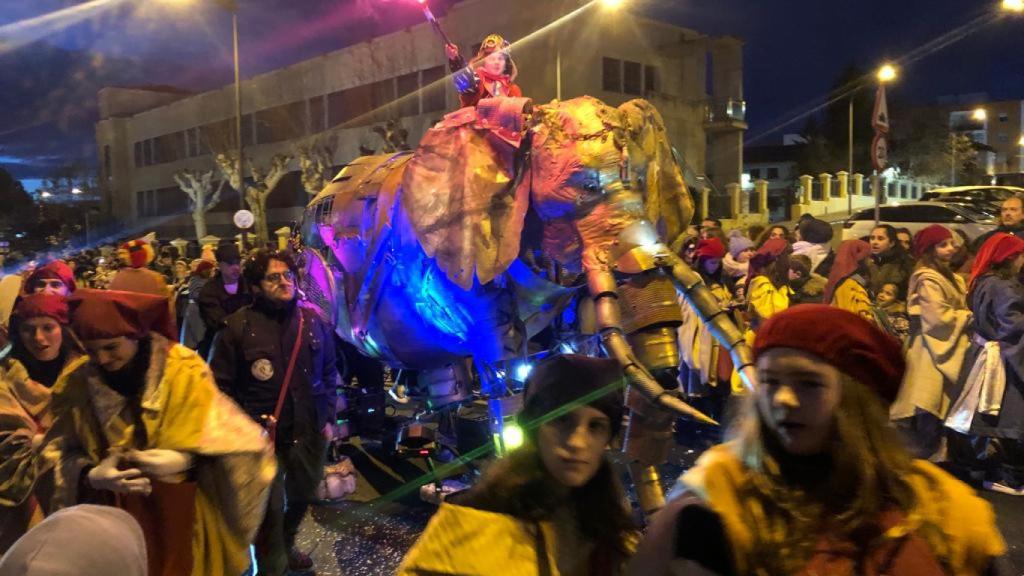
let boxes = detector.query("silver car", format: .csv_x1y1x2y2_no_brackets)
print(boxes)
842,201,997,242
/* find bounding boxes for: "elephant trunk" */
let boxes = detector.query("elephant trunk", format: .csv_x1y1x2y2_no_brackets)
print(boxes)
586,267,717,426
665,253,757,391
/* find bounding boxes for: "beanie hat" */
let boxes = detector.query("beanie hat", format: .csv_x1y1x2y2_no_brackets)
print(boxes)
0,505,146,576
754,304,905,405
12,293,69,325
118,240,155,269
728,231,755,258
518,354,625,439
215,243,241,264
694,238,727,261
68,289,176,341
912,224,953,258
798,218,833,244
25,261,76,294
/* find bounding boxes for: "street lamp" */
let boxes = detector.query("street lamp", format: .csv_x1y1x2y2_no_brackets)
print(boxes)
972,108,988,122
599,0,625,8
71,187,82,195
876,63,898,83
847,63,897,214
1001,0,1024,13
40,190,52,199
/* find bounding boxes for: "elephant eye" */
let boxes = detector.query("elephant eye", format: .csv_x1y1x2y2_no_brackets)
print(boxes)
583,181,601,194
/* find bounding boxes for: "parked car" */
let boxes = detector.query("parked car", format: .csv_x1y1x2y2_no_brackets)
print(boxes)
842,201,997,242
920,185,1024,207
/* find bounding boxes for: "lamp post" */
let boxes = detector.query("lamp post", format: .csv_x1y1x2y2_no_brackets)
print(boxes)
848,64,897,215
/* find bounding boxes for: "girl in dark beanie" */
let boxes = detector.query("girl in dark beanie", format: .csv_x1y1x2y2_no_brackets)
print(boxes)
631,305,1005,576
399,354,638,575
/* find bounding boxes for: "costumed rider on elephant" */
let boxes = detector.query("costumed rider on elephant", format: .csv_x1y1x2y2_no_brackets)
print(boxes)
445,33,523,108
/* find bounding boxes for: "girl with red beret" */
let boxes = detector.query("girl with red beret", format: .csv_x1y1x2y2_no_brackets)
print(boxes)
824,239,875,323
0,294,83,552
948,233,1024,495
630,305,1006,576
678,238,735,416
40,289,275,576
890,225,972,461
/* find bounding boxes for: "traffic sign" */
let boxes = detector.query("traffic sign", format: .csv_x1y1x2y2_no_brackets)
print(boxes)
233,209,255,230
871,133,889,172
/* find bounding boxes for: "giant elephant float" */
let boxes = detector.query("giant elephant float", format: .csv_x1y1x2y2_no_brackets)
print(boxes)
298,95,754,513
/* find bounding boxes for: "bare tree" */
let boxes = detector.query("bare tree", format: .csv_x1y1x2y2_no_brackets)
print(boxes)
173,169,224,241
204,120,293,244
295,134,337,196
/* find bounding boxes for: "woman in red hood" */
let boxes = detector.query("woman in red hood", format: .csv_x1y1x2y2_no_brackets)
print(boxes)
446,34,523,108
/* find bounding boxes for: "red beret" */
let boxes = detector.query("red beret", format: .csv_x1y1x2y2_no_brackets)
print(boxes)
912,224,952,258
25,261,76,294
754,304,905,404
694,238,727,261
12,293,69,325
68,289,176,341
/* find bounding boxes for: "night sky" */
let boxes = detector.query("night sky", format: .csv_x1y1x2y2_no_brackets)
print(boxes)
1,0,1021,190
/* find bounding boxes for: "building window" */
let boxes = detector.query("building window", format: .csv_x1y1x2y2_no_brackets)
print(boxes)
997,132,1009,143
767,167,779,180
134,142,143,168
136,190,159,218
309,96,326,134
255,102,303,144
999,113,1009,122
103,145,111,180
143,139,154,166
623,61,642,95
327,84,375,128
421,66,447,114
602,57,621,92
157,186,189,215
644,65,658,94
749,168,760,179
396,71,420,118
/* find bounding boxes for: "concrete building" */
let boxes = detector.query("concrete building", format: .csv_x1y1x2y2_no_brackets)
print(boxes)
95,0,746,241
743,144,804,221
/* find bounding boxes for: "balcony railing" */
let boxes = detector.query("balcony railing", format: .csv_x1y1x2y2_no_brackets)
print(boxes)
704,98,746,124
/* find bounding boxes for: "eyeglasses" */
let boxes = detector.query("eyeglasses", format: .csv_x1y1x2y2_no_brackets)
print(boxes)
263,271,295,284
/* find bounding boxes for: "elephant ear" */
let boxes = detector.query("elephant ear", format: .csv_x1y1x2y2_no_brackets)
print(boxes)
618,99,694,247
402,98,532,290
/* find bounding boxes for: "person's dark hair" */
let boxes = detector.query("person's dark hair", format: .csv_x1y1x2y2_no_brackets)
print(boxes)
702,217,723,228
871,225,900,251
454,441,637,563
746,225,766,244
9,315,84,367
789,254,812,278
756,225,791,248
704,227,728,248
243,249,298,289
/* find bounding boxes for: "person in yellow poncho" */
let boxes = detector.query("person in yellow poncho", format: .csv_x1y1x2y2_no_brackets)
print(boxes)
629,306,1005,576
824,238,876,323
40,289,276,576
0,294,84,553
399,355,638,576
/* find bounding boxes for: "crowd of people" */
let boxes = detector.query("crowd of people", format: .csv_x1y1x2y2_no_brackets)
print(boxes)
0,186,1021,575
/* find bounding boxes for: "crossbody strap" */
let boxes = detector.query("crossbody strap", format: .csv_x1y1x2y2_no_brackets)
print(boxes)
268,311,305,443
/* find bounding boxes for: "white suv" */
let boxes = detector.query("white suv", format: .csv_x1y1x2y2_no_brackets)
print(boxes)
842,201,997,242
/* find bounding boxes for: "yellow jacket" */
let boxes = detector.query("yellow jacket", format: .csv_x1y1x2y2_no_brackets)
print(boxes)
43,334,276,576
831,276,875,323
746,275,791,331
676,444,1006,575
399,502,634,575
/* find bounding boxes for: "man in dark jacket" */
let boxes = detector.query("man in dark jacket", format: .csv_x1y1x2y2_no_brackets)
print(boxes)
972,195,1024,251
208,249,339,576
196,243,251,358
